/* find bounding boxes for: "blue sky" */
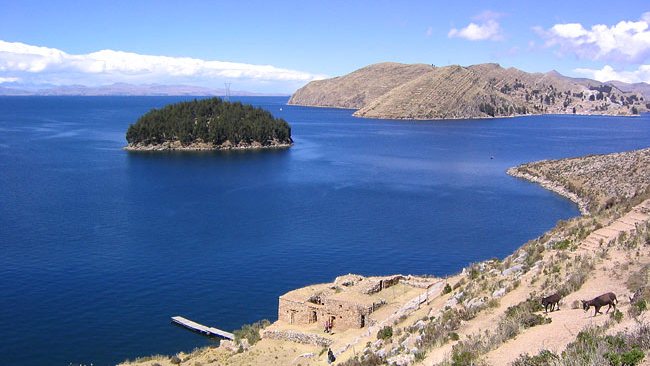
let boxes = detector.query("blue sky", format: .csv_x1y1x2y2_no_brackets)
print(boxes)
1,0,649,93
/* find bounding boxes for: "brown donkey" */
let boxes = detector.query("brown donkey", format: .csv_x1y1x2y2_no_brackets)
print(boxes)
582,292,617,317
542,293,561,313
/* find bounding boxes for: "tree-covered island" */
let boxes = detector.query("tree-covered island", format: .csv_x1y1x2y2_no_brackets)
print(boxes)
124,98,293,151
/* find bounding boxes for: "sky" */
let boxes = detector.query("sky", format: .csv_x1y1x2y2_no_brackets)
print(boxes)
1,0,649,93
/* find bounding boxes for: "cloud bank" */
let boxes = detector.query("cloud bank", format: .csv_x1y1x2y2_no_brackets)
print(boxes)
0,40,326,92
448,11,503,41
575,64,650,83
538,12,650,62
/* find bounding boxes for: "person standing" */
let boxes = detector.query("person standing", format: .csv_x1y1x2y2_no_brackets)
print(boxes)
327,348,336,364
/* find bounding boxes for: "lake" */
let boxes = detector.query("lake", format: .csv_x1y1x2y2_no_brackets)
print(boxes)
1,96,649,365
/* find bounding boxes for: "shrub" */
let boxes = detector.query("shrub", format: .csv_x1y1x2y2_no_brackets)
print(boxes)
419,309,462,350
487,298,500,308
450,348,479,366
553,239,571,250
611,309,624,323
629,300,648,318
558,256,593,296
637,300,648,312
376,326,393,340
524,325,649,366
338,351,385,366
443,283,453,295
511,349,559,366
233,319,271,346
605,348,645,366
469,267,480,280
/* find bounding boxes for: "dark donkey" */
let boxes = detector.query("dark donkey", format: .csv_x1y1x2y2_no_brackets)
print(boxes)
582,292,617,316
542,293,561,312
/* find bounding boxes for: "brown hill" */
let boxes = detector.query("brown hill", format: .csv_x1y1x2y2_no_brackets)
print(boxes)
289,62,648,120
286,62,433,109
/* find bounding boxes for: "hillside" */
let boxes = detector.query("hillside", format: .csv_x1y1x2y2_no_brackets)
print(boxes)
121,147,650,366
287,62,433,109
289,62,649,120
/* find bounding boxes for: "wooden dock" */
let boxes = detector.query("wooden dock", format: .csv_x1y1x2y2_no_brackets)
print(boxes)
171,316,235,340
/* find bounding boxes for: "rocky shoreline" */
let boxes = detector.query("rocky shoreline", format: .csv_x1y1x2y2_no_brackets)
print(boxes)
123,139,292,152
506,166,590,215
352,110,640,121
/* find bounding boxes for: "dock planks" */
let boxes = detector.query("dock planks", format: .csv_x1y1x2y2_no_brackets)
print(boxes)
171,316,234,340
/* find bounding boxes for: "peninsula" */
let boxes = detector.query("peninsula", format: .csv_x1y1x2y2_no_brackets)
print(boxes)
289,62,649,120
124,98,292,151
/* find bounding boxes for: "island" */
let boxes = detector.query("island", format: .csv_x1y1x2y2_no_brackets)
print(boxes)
124,98,292,151
289,62,649,120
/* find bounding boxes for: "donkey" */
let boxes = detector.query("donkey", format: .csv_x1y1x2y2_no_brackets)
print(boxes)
542,293,561,313
582,292,617,317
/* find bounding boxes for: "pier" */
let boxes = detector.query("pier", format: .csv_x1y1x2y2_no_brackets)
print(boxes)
171,316,234,340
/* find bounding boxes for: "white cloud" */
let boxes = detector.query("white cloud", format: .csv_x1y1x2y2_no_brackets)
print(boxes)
0,76,19,84
538,13,650,62
448,12,503,41
0,40,327,92
574,64,650,83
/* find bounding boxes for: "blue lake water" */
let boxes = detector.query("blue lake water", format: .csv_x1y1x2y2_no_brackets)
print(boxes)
1,96,649,365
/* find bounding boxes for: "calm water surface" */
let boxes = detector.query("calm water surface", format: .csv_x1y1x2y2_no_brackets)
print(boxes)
1,96,649,365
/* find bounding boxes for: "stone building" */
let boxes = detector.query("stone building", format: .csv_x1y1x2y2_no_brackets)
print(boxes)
277,274,405,331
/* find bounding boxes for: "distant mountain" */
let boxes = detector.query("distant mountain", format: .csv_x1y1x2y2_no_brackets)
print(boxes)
606,80,650,100
289,62,649,119
0,83,287,97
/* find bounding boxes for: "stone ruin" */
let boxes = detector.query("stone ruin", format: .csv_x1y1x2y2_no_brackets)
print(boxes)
277,274,422,331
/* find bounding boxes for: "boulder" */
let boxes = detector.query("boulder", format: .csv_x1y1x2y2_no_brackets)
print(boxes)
492,288,507,298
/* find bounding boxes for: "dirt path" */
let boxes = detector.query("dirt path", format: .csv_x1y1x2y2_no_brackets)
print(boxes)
481,200,650,365
419,199,650,366
581,199,650,251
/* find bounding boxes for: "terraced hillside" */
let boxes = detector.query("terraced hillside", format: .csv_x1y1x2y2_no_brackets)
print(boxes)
289,62,649,120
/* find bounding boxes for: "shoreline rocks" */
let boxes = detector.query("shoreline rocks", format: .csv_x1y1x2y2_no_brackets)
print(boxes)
123,139,292,152
507,167,590,215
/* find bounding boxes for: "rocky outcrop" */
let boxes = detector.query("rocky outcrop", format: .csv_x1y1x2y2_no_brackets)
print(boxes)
289,62,648,120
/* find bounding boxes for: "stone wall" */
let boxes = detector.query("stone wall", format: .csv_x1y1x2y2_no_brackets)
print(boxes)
322,298,370,329
279,296,371,330
278,298,321,325
360,275,403,295
262,329,333,347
